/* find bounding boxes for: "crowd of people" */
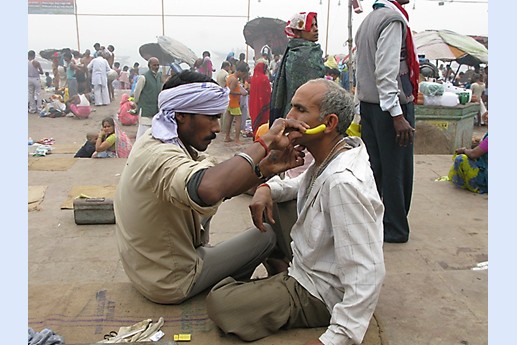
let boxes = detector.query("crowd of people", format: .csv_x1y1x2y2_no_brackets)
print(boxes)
30,43,147,119
28,1,487,344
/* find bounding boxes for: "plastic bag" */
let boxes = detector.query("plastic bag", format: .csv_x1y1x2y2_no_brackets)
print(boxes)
346,122,361,137
345,113,361,137
419,82,444,96
424,92,459,107
98,317,164,343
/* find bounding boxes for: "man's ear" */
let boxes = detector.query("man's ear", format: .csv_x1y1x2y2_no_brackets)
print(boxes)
324,113,339,132
175,112,187,124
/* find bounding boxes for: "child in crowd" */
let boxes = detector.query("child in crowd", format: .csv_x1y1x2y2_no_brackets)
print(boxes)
118,66,130,89
45,72,53,88
74,132,98,158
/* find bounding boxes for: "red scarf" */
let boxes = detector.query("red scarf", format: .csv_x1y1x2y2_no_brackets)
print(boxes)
391,1,420,99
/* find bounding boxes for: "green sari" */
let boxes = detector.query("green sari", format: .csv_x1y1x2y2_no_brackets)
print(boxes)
448,133,488,194
269,38,325,124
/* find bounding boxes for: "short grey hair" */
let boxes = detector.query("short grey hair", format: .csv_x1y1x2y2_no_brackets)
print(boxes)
308,78,354,136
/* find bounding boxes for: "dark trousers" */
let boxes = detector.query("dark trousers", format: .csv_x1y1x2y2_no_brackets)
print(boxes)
360,102,414,243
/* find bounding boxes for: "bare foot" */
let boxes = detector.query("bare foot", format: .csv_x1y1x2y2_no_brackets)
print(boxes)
264,257,290,276
224,138,233,142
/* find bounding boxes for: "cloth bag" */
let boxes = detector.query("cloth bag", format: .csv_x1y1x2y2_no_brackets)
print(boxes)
114,118,133,158
98,317,164,343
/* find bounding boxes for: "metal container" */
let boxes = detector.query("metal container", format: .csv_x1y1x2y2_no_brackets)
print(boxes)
73,198,116,225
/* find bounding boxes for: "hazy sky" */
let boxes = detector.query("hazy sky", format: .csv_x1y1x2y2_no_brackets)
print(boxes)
27,0,488,70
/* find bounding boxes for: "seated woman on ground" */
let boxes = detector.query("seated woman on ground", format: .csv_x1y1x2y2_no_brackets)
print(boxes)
68,93,92,119
448,111,488,194
92,117,117,158
117,93,138,126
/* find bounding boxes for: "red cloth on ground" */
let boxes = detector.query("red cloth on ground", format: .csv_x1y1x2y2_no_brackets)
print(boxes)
117,93,138,126
248,62,272,138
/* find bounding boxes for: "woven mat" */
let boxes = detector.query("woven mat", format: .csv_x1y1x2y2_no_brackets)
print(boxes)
28,282,386,345
28,185,47,211
61,185,117,209
28,156,77,171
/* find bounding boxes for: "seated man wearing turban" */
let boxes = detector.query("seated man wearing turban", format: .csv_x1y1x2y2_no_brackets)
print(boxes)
114,70,308,304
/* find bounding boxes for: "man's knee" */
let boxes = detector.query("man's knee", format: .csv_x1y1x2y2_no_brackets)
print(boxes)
206,273,291,341
206,277,240,330
259,223,277,247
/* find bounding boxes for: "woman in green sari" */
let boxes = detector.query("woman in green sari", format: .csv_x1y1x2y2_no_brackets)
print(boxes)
448,112,488,193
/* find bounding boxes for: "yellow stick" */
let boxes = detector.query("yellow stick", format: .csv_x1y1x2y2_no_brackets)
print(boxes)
305,124,326,135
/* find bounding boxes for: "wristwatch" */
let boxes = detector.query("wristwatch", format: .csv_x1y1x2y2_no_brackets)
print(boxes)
254,163,267,181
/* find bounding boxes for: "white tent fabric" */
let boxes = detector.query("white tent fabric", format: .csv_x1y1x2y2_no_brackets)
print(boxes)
414,30,488,65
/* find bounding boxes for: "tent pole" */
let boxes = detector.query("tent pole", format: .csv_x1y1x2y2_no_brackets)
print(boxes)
347,0,353,92
325,0,331,57
161,0,165,36
74,0,80,52
246,0,250,62
453,64,461,83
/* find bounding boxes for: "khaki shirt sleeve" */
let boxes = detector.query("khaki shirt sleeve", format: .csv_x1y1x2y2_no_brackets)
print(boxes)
150,146,222,217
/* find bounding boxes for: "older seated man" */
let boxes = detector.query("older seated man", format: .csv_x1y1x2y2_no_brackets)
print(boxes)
207,78,386,345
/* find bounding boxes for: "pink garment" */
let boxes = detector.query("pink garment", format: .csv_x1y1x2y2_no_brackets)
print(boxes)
69,104,91,118
197,56,213,76
117,93,138,125
114,120,133,158
118,71,130,89
479,135,488,152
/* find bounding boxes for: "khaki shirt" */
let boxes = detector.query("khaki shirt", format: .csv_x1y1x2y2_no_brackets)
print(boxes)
114,129,221,303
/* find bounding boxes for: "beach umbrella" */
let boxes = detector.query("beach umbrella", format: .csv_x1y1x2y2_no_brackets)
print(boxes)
139,36,198,67
413,30,488,66
469,35,488,49
243,17,289,58
39,48,80,61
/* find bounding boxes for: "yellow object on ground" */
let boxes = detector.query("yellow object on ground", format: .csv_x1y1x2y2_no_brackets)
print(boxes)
174,334,192,341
